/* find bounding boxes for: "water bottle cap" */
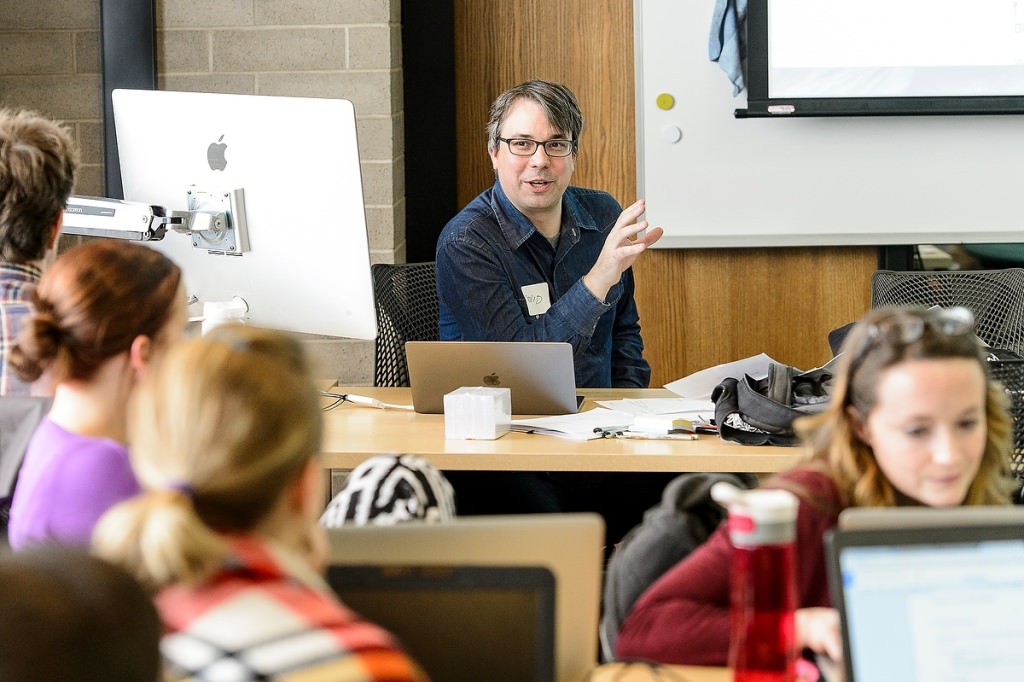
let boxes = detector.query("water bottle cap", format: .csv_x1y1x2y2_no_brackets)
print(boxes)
712,482,798,544
738,488,799,524
712,482,798,522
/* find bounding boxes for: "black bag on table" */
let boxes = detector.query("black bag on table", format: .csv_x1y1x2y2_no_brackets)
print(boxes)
712,359,836,446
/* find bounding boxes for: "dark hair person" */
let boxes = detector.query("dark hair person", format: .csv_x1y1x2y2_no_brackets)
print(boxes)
0,107,79,395
436,79,672,547
0,546,162,682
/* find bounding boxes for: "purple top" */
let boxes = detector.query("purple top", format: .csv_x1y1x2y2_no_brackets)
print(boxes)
8,416,141,550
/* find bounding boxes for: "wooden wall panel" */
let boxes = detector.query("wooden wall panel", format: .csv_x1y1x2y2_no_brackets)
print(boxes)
453,0,877,388
453,0,635,205
634,248,874,386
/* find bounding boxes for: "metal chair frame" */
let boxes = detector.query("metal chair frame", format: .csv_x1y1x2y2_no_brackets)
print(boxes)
371,262,439,387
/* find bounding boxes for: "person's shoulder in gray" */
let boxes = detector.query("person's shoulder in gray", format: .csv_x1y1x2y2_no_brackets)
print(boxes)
0,108,79,396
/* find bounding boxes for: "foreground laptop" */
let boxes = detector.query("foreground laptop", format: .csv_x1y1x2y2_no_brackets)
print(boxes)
326,513,604,682
838,505,1024,531
825,517,1024,682
405,341,580,415
327,564,555,682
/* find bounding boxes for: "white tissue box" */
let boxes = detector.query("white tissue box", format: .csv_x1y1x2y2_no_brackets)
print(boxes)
444,386,512,440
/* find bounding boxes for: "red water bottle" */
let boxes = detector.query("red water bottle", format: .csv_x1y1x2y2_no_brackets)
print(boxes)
711,482,799,682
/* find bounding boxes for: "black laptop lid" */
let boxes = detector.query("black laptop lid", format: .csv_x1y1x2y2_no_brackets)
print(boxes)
326,564,556,682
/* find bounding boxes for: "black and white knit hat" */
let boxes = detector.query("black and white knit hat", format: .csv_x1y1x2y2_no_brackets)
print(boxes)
319,454,456,527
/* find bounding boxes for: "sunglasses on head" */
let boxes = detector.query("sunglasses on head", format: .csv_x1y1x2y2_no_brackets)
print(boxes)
846,306,976,384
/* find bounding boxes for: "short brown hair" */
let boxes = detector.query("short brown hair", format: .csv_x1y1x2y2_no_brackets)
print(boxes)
0,108,79,263
10,240,182,384
486,80,584,153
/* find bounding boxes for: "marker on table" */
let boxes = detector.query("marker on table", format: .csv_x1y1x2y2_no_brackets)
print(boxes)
617,431,699,441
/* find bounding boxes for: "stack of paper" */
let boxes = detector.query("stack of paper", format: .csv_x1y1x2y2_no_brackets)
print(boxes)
510,408,635,440
630,414,695,434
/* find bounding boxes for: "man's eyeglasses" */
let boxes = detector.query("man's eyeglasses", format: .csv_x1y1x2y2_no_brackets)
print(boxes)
497,137,576,157
846,306,976,384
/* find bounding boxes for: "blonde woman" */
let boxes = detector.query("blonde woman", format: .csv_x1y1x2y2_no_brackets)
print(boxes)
616,306,1015,667
93,325,427,682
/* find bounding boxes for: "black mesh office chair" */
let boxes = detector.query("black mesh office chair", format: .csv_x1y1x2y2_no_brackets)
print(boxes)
871,269,1024,357
987,360,1024,496
371,261,440,387
872,268,1024,498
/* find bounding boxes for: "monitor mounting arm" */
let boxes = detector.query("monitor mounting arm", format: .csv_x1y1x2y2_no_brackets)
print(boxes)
62,186,249,255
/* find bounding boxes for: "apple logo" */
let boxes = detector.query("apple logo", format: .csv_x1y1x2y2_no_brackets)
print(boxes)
482,373,501,387
207,135,228,171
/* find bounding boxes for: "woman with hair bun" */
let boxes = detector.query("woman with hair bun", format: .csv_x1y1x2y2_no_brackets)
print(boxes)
7,239,185,549
93,324,428,682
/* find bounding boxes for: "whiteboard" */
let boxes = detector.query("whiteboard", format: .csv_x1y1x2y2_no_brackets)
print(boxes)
635,0,1024,249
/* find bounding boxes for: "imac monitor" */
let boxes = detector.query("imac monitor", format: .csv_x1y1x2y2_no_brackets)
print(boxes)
111,88,377,340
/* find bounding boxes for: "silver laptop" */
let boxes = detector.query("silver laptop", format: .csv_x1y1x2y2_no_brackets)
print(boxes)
825,518,1024,682
405,341,580,415
326,513,604,682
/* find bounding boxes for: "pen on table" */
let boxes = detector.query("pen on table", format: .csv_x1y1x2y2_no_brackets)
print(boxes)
593,426,629,438
616,431,699,441
695,414,718,434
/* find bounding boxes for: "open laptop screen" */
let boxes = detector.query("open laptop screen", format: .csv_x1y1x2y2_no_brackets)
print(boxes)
405,341,580,415
326,564,555,682
826,524,1024,682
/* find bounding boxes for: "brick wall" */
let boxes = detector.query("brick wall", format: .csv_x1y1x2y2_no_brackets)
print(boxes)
0,0,405,385
0,2,104,195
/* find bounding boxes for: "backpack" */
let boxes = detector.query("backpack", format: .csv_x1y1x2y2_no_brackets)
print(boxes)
712,358,837,446
599,471,757,662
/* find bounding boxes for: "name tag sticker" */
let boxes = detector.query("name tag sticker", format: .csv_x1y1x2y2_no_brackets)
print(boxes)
522,282,551,316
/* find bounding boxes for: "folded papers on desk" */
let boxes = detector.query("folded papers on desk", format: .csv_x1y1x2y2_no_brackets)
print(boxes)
510,408,702,441
664,353,779,399
510,408,637,440
631,414,695,433
596,397,716,433
596,396,714,419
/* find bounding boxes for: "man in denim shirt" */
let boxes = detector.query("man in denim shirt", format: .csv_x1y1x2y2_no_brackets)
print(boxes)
436,80,670,543
436,80,660,388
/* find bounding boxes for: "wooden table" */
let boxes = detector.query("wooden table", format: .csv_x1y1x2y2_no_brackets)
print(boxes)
319,387,808,474
585,662,730,681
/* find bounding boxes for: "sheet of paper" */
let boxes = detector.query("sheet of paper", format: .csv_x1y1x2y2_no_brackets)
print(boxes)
595,397,715,421
664,352,779,399
510,407,636,440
